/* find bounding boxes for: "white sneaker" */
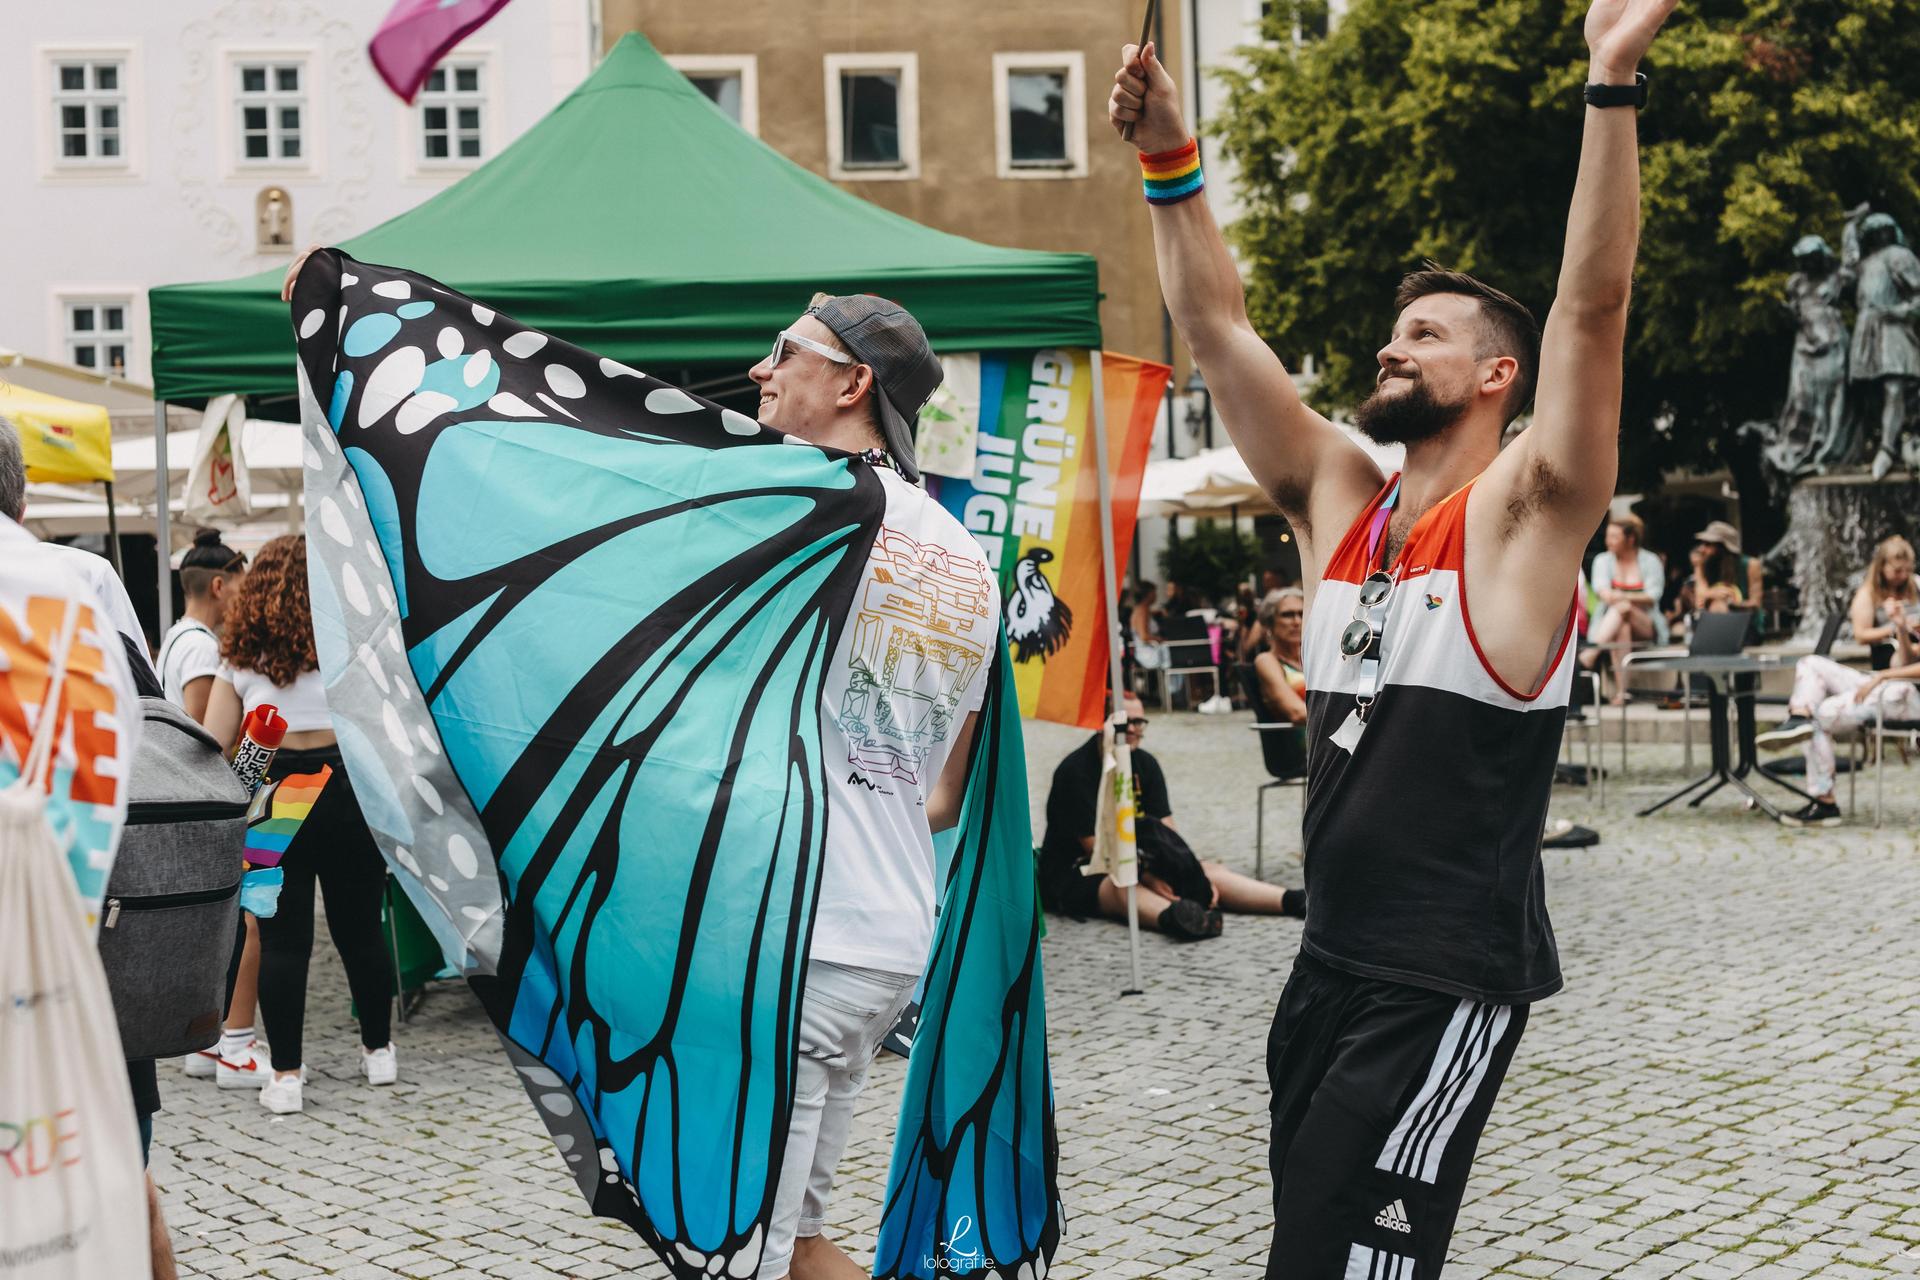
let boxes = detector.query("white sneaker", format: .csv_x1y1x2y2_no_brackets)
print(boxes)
362,1043,398,1086
258,1071,305,1114
182,1049,219,1079
216,1042,274,1090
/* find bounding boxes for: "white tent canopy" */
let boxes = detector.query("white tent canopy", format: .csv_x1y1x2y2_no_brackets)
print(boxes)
1140,429,1403,518
22,417,304,558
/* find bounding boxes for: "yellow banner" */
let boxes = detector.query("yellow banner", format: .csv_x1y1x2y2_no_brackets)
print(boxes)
2,380,114,484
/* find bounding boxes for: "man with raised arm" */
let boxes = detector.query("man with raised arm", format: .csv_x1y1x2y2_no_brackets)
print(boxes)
1111,2,1678,1275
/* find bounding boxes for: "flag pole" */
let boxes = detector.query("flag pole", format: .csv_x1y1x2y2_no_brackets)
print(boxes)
1090,350,1144,996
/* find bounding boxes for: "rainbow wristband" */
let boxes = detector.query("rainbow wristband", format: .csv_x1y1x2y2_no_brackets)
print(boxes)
1141,139,1203,205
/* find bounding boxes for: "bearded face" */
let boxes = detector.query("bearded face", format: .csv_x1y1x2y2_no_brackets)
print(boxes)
1353,372,1473,446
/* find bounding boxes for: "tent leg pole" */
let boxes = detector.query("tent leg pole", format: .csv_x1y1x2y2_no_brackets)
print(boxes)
155,400,173,636
104,482,125,578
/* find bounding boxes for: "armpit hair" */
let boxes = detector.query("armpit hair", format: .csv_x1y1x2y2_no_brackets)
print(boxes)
1268,477,1311,539
1502,455,1569,542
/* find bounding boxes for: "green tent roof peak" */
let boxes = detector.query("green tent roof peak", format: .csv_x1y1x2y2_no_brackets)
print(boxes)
150,31,1099,401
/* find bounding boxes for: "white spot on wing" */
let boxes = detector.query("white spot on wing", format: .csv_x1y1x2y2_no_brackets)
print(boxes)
447,833,477,877
371,280,411,299
319,497,353,546
544,363,585,398
645,388,700,415
381,700,413,754
396,390,459,434
502,330,546,358
486,392,541,417
436,326,464,359
341,562,371,614
299,308,325,338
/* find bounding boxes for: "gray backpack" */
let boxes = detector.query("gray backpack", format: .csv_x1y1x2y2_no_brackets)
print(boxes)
97,697,248,1059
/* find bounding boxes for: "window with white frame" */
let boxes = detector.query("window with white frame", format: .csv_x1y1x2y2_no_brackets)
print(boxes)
419,61,486,161
236,60,307,163
993,53,1086,179
65,299,131,374
825,54,918,180
667,55,759,135
52,58,126,164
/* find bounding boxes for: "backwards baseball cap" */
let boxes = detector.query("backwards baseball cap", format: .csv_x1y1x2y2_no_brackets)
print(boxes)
807,293,942,484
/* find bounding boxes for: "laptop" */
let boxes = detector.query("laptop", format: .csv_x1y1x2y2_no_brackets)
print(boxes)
1688,608,1754,655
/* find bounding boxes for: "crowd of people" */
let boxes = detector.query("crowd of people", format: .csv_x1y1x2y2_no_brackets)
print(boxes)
4,2,1911,1272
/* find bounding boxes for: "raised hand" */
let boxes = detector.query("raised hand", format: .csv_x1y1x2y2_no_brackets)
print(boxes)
281,243,323,302
1583,0,1680,81
1108,41,1187,153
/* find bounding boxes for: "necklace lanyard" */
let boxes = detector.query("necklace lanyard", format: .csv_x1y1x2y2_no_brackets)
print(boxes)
1350,478,1402,734
1366,477,1401,571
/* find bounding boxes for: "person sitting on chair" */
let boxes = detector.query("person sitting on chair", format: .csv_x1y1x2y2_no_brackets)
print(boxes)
1852,535,1920,672
1038,693,1305,939
1251,589,1308,724
1759,590,1920,827
1578,513,1666,701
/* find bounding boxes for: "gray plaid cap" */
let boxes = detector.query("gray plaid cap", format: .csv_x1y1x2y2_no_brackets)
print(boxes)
807,293,941,483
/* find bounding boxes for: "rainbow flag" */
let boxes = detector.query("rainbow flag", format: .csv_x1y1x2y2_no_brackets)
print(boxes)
242,766,332,868
927,350,1167,728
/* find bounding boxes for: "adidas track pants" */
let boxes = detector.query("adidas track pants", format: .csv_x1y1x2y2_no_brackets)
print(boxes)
1265,953,1529,1279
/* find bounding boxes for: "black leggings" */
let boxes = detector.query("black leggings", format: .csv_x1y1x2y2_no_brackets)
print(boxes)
255,746,394,1071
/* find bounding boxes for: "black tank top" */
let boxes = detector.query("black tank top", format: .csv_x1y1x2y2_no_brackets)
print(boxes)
1301,476,1569,1004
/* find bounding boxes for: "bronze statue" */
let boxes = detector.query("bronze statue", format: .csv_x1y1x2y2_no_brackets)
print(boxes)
1845,209,1920,479
1776,234,1852,473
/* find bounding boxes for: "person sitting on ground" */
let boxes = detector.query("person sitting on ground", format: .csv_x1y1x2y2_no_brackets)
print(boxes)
1759,591,1920,827
1038,694,1305,939
1252,589,1308,724
1852,534,1920,671
1579,513,1666,700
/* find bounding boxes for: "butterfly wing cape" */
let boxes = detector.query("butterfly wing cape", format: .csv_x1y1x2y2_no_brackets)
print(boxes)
290,252,1058,1279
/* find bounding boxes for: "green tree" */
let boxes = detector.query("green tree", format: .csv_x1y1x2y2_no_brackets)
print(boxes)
1160,522,1263,601
1213,0,1920,550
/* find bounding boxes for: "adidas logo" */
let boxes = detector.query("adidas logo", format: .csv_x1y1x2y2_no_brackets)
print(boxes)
1374,1199,1413,1234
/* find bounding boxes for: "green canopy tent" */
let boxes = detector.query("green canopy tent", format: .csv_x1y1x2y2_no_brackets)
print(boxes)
149,32,1101,404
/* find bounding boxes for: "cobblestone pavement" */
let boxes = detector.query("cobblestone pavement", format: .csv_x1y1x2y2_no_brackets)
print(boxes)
155,712,1920,1279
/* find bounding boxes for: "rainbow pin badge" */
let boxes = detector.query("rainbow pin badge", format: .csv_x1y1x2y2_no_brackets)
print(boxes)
1425,592,1444,611
243,766,333,868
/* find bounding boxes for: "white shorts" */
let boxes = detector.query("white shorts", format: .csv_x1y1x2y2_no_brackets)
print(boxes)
758,960,918,1280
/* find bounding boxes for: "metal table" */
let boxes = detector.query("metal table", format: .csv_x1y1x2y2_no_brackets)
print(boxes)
1626,654,1817,821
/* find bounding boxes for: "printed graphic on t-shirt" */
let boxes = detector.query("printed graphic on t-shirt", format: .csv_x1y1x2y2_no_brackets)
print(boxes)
834,524,993,785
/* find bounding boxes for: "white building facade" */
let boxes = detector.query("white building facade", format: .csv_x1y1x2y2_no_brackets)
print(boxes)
3,0,594,386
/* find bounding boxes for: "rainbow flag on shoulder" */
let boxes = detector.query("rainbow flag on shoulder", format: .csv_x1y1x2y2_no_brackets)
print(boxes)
243,767,332,868
926,350,1166,729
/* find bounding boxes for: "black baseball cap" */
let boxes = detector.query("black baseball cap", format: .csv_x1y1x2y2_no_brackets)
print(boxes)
807,293,942,483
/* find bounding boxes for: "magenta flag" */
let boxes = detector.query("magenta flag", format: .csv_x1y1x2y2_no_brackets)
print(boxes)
368,0,515,102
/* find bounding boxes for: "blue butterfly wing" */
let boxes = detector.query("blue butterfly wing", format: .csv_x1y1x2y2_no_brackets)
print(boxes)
874,645,1061,1279
293,251,884,1279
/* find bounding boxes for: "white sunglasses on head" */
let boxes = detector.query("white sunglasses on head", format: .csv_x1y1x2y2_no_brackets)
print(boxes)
768,329,853,369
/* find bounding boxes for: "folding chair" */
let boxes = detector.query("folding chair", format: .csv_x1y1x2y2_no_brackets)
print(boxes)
1236,664,1307,879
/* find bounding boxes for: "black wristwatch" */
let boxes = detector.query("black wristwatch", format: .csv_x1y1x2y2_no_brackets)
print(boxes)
1584,72,1648,110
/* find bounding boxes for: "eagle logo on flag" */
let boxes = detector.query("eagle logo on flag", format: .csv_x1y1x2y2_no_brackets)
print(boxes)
1005,547,1074,663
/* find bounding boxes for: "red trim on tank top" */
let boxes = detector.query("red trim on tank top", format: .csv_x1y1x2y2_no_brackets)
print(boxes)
1455,483,1577,702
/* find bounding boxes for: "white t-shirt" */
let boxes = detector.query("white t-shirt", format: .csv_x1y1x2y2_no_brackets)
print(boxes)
0,516,140,925
810,469,1001,975
158,617,223,707
218,663,332,732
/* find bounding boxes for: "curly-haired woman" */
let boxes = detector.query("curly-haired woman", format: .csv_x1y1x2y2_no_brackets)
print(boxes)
203,534,397,1113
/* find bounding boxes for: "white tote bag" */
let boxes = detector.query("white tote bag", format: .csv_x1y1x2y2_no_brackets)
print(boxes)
0,598,151,1279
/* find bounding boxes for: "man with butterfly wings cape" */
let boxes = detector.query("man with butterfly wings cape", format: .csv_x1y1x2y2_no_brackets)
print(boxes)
287,249,1058,1280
